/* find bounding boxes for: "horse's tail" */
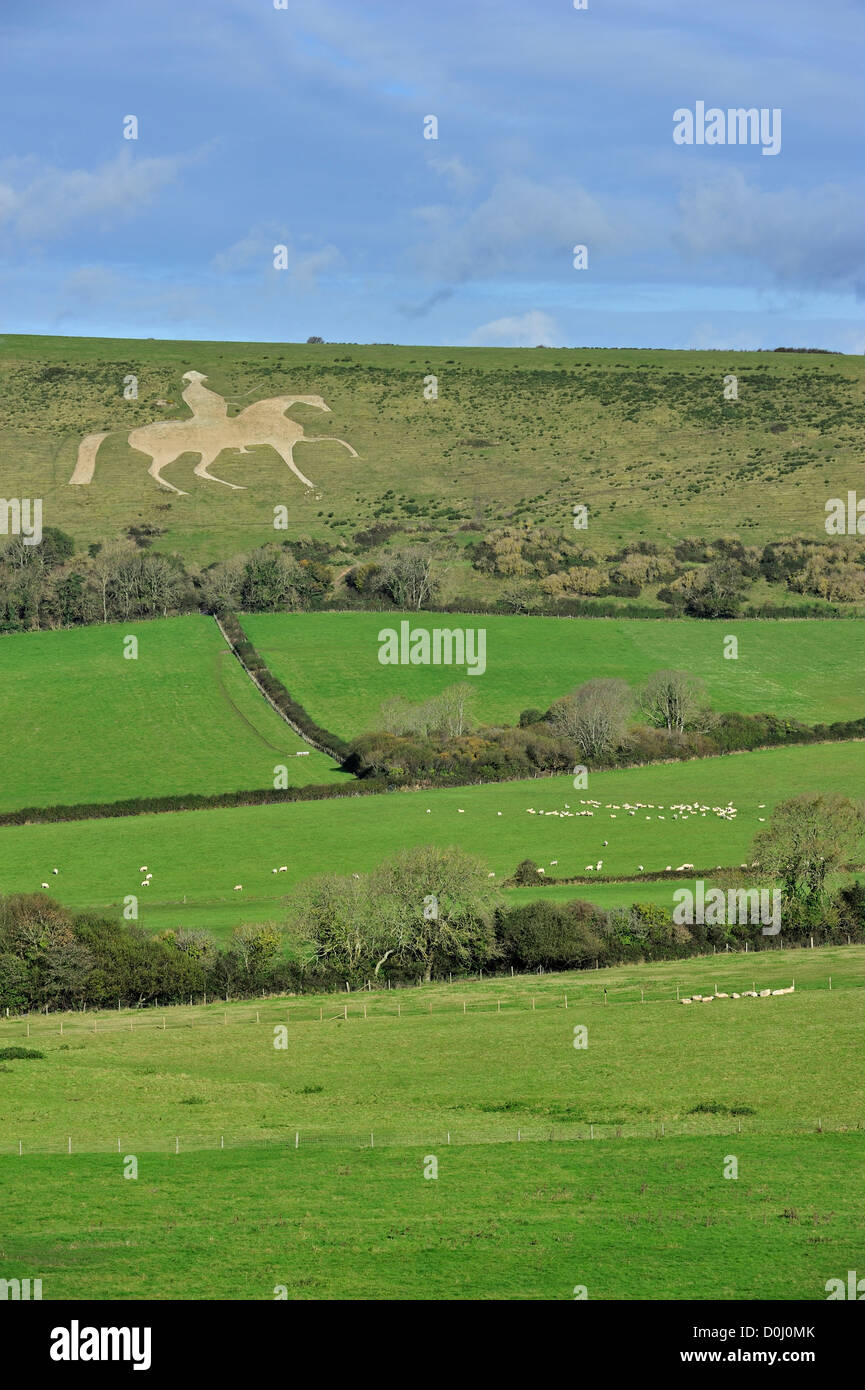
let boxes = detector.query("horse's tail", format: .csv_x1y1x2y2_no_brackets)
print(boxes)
69,431,111,485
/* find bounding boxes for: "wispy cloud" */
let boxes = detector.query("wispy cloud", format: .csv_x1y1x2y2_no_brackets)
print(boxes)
469,309,561,347
0,148,188,243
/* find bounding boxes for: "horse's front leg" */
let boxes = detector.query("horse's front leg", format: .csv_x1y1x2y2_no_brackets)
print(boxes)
146,449,188,495
272,441,315,490
193,450,245,489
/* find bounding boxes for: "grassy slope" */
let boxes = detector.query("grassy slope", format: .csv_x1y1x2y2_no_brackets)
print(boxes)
244,611,865,736
2,335,864,567
1,741,862,934
2,950,863,1299
0,617,343,810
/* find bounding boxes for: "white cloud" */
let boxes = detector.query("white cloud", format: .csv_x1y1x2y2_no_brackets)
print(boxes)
412,174,626,283
212,225,341,290
427,155,478,195
0,148,187,242
676,170,865,295
469,309,561,347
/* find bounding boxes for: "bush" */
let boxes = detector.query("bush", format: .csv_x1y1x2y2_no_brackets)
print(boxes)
496,900,605,970
0,1046,44,1060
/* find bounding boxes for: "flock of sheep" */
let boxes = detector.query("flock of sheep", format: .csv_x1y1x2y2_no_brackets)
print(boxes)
681,985,795,1004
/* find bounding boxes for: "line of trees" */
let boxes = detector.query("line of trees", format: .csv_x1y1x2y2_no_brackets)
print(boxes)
3,800,864,1012
348,672,865,786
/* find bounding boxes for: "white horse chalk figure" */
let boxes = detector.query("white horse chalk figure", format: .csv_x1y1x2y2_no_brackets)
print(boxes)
69,371,358,495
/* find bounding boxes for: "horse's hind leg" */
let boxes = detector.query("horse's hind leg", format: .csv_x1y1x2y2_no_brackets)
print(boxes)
146,449,188,496
193,451,245,490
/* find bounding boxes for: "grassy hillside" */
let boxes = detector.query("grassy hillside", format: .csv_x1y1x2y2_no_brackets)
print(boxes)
1,950,863,1299
0,616,343,810
1,741,862,935
244,611,865,737
2,334,863,570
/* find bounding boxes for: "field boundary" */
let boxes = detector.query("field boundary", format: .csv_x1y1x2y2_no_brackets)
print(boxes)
3,1115,861,1158
2,968,857,1043
216,612,348,760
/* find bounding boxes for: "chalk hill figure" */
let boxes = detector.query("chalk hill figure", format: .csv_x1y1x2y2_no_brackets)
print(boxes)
69,371,357,496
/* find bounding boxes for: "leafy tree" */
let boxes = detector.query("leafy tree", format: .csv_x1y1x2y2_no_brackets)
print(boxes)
370,845,499,981
753,795,865,909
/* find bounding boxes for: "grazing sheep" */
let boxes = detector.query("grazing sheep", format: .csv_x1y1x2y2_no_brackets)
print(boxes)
715,992,729,999
538,868,545,874
731,992,740,999
140,881,149,888
638,864,644,872
759,988,771,997
458,809,465,814
278,866,287,872
497,811,502,816
234,885,243,891
488,871,495,877
681,998,692,1005
585,865,593,872
596,861,602,870
52,868,58,874
550,860,558,867
139,866,148,873
41,882,49,889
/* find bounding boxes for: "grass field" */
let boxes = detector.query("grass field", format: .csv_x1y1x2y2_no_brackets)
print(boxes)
244,611,865,736
0,616,343,811
1,949,862,1300
1,741,862,937
2,334,864,569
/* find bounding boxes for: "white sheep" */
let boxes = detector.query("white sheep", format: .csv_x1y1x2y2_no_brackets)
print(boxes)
278,866,287,872
550,860,558,867
41,882,49,889
139,866,148,873
52,868,58,875
234,885,243,892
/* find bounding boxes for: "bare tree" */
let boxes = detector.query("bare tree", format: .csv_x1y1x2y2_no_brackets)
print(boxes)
549,678,632,761
379,549,437,610
434,682,477,737
640,669,708,733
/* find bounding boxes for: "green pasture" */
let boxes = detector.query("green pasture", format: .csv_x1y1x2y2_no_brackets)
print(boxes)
0,616,343,811
1,949,863,1299
244,611,865,736
0,741,862,937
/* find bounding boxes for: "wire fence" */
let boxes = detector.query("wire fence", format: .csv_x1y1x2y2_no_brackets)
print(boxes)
2,1115,862,1158
0,969,856,1044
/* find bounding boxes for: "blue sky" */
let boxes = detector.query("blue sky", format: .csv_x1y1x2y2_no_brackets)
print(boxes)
1,0,863,349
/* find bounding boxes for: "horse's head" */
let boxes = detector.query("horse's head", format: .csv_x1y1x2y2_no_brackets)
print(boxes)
298,394,331,413
182,371,208,384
